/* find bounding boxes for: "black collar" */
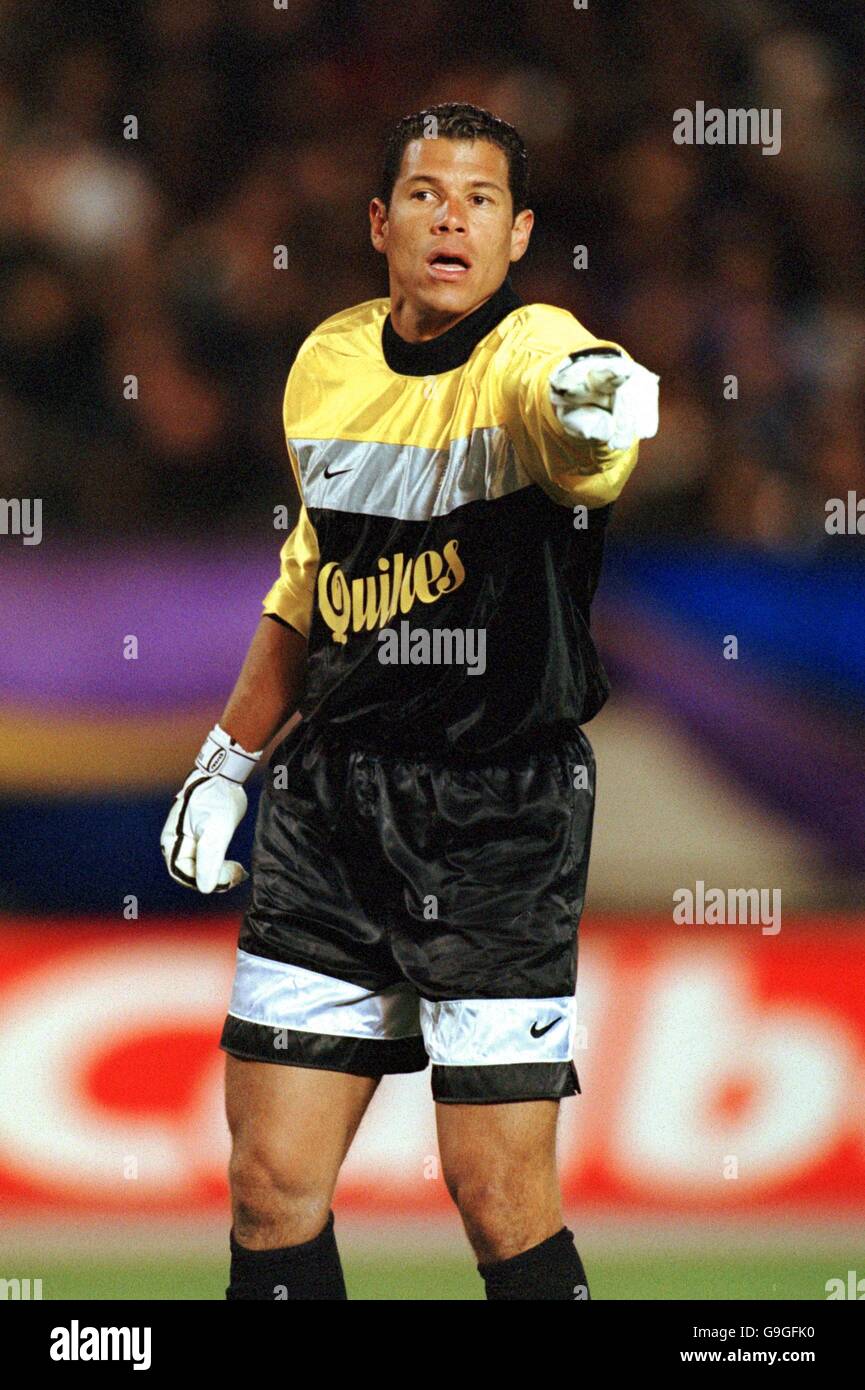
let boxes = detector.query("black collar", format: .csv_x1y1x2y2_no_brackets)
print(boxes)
382,278,522,376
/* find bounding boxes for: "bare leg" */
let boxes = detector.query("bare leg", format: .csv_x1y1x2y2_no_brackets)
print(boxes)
436,1098,562,1264
225,1056,379,1249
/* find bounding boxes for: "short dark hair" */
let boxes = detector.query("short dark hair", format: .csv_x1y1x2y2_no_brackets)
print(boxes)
379,102,529,216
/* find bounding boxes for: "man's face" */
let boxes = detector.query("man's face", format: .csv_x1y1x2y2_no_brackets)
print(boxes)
370,137,533,331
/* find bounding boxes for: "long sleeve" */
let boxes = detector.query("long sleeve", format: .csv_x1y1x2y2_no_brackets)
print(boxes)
262,355,320,637
261,500,319,637
496,304,640,509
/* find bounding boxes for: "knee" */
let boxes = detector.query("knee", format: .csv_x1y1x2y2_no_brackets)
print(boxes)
229,1142,330,1246
446,1167,542,1259
447,1171,505,1225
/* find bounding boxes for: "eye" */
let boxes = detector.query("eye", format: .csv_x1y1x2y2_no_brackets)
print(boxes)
411,189,434,200
471,195,491,205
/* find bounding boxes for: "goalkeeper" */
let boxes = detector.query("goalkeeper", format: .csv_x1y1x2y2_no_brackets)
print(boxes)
161,103,658,1302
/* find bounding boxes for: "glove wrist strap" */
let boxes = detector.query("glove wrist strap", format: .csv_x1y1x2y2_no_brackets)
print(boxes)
565,347,624,364
194,724,262,785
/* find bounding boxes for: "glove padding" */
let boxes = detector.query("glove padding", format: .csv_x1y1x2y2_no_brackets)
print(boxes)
549,349,659,450
161,772,249,894
160,723,261,894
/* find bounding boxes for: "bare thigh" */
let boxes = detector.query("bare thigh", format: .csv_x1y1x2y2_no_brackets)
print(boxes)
225,1056,379,1248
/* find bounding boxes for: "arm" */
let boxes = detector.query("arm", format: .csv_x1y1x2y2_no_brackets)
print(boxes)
160,346,321,893
220,614,308,753
498,307,658,508
159,612,310,898
160,489,318,894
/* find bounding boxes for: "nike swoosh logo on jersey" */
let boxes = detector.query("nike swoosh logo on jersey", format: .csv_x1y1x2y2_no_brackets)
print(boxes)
323,464,353,478
530,1018,562,1038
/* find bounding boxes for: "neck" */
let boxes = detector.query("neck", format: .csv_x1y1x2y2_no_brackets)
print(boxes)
388,289,496,343
381,278,522,377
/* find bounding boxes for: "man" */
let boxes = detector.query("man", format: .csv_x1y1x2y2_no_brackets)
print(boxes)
161,103,658,1301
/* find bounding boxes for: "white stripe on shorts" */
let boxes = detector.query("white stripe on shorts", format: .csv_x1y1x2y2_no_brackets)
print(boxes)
227,949,421,1040
420,996,577,1066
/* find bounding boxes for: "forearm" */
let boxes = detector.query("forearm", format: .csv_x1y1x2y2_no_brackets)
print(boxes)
219,615,308,752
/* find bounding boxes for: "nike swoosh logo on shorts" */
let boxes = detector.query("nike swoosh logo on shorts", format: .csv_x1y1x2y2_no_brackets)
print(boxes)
324,464,353,478
530,1018,562,1038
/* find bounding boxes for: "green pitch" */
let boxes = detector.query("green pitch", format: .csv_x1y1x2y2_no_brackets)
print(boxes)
18,1254,846,1301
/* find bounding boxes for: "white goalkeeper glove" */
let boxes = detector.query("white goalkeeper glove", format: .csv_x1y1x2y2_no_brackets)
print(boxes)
549,348,659,450
160,723,262,894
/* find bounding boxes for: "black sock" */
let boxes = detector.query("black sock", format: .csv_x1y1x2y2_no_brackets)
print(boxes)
478,1226,590,1301
226,1210,347,1300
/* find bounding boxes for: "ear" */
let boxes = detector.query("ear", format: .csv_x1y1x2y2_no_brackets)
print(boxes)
509,207,534,264
370,197,389,254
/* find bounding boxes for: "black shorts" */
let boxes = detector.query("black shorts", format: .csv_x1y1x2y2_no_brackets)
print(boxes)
220,720,596,1103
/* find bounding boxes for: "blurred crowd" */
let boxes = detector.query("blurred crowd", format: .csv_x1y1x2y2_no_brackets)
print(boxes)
0,0,862,547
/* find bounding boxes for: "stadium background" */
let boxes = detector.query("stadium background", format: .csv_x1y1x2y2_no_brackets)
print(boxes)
1,0,863,1300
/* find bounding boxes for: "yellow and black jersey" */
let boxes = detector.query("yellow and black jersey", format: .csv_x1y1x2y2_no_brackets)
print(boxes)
263,279,640,759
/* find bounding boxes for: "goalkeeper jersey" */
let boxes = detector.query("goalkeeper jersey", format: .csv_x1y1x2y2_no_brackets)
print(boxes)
263,279,640,760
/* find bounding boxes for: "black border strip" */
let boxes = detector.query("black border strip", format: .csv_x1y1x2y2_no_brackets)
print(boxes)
432,1060,580,1104
220,1016,429,1077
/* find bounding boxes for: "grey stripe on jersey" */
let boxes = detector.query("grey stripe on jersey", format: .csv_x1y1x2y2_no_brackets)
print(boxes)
291,426,532,521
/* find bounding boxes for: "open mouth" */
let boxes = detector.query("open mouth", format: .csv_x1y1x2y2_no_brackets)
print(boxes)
426,250,471,279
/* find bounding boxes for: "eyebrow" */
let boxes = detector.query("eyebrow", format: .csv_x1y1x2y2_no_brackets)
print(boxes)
403,174,505,193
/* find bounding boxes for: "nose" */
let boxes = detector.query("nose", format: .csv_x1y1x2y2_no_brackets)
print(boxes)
433,200,467,234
